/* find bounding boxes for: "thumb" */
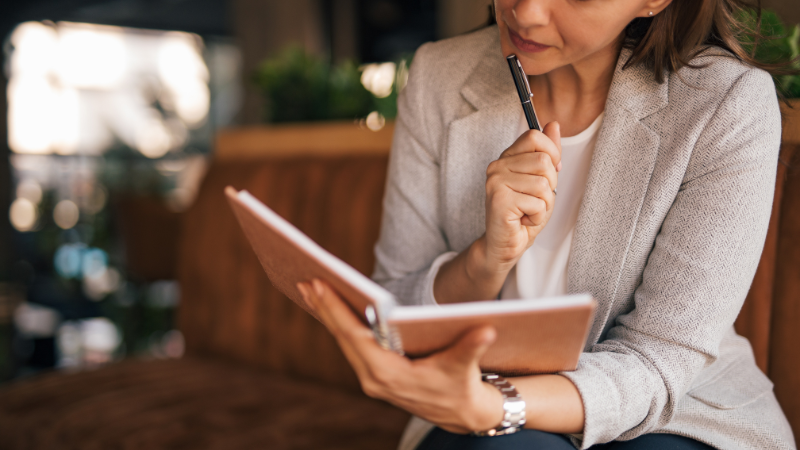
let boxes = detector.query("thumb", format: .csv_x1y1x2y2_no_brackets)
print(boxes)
543,121,562,172
438,325,497,370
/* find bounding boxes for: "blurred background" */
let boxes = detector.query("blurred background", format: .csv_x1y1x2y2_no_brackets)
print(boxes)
0,0,502,384
0,0,797,383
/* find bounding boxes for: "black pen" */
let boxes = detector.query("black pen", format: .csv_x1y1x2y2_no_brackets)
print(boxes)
506,54,541,132
507,54,557,194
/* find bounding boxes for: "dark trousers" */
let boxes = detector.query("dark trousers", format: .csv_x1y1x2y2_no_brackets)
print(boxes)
417,428,715,450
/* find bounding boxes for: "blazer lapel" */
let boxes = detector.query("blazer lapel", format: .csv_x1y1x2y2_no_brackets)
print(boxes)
442,34,521,252
567,49,669,346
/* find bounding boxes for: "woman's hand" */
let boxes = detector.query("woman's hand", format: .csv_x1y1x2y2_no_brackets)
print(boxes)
482,122,562,272
433,122,562,304
297,279,505,434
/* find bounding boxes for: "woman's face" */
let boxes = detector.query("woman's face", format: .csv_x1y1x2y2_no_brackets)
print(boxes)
495,0,657,75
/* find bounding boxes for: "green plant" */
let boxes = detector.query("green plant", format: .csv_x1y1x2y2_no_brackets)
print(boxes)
253,47,373,123
739,9,800,98
253,46,413,123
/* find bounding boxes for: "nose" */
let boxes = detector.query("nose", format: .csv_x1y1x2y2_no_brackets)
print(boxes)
512,0,551,28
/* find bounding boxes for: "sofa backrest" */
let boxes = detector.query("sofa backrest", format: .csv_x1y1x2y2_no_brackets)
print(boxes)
177,155,388,393
767,144,800,439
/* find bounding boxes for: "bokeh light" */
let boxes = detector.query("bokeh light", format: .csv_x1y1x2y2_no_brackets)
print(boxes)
9,198,38,232
81,248,108,278
8,77,60,154
57,318,122,367
161,330,185,359
158,35,210,128
135,112,173,158
14,303,60,338
82,318,120,352
361,62,396,98
16,179,43,204
57,322,83,368
83,267,121,301
366,111,386,131
54,243,85,278
53,200,80,229
7,21,211,157
9,22,58,78
55,23,127,90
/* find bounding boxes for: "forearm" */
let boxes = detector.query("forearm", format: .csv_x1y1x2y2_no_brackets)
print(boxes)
512,374,584,434
433,235,513,304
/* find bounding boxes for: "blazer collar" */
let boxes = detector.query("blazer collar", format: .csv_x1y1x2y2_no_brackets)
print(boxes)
606,48,669,120
459,31,518,112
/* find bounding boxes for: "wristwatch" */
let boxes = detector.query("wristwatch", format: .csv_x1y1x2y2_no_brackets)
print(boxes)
472,373,527,436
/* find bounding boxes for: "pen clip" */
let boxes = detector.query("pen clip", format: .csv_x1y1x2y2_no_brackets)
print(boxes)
516,59,533,100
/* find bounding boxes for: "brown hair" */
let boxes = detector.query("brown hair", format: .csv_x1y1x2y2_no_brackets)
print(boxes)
623,0,797,84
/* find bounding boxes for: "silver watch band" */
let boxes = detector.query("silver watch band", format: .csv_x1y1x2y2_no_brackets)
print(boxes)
472,373,527,436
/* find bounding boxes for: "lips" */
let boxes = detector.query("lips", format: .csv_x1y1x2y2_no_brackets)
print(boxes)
508,28,551,54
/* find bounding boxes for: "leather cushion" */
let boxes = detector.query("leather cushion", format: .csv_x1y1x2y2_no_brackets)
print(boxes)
0,358,410,449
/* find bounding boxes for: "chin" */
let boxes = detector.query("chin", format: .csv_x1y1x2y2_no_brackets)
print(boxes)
499,37,559,76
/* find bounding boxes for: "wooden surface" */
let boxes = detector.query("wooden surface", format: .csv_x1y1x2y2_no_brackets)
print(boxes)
215,121,395,160
782,99,800,145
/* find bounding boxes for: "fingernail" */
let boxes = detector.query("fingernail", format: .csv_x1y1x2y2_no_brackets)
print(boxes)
556,162,562,172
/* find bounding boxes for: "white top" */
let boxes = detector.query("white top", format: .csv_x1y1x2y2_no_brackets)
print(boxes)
500,111,604,300
420,111,604,307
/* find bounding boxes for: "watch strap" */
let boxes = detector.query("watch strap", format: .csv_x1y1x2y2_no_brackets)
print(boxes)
472,373,527,436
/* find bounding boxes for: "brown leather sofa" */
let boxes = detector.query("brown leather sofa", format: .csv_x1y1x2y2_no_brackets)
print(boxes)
0,127,798,449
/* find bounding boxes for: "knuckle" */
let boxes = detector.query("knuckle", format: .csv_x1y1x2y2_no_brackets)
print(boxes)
371,369,393,388
360,379,380,398
486,175,505,194
535,152,549,165
535,176,550,191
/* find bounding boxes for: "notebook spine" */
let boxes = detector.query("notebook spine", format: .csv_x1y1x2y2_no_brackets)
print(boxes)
387,325,404,355
365,305,404,355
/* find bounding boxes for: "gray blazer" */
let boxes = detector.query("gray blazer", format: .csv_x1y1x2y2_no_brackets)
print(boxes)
372,26,796,450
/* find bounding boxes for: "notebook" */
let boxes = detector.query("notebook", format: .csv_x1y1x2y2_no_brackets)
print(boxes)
225,186,596,375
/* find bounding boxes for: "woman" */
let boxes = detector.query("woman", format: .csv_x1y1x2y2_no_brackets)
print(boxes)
297,0,797,448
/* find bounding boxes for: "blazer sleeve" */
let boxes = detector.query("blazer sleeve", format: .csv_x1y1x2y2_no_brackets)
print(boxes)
560,68,782,447
371,43,458,305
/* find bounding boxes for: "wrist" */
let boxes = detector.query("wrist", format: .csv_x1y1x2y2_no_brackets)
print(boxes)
463,379,506,432
465,236,513,289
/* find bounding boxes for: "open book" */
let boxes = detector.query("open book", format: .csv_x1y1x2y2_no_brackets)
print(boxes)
226,186,596,375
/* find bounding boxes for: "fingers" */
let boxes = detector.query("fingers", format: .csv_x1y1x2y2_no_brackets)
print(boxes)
543,122,562,173
501,163,558,197
299,280,379,381
501,124,562,169
436,325,497,372
485,170,554,228
510,191,549,227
